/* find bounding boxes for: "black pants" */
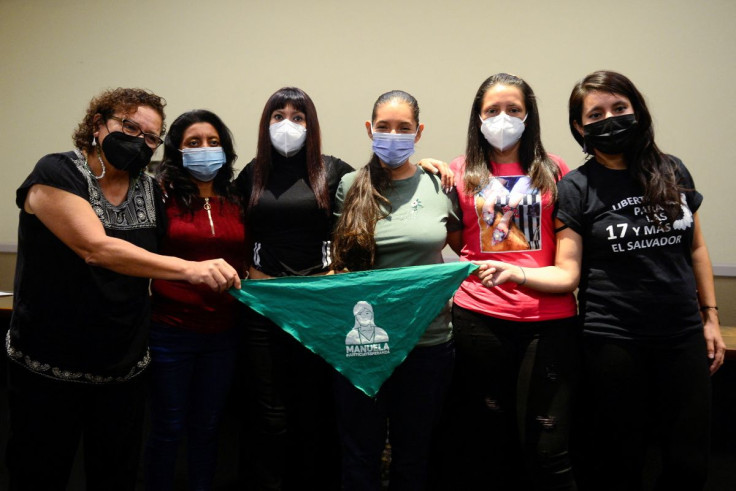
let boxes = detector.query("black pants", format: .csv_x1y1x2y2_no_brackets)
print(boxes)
576,331,711,491
5,361,146,491
335,341,454,491
431,306,580,491
238,309,340,491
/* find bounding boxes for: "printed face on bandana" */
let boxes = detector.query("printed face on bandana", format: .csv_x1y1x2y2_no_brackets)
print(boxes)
355,308,374,326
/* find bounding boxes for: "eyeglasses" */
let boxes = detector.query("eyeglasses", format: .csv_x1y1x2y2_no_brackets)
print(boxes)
107,116,164,149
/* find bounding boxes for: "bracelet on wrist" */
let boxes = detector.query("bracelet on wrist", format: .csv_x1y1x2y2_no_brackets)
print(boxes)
518,266,527,286
700,305,718,312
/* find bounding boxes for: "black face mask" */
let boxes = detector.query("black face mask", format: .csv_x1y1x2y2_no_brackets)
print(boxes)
101,131,153,174
583,114,638,155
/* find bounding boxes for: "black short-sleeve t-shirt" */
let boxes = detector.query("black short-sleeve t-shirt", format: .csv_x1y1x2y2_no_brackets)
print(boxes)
8,150,164,382
556,155,703,340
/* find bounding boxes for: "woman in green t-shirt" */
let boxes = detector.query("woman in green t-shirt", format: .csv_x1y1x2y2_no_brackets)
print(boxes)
331,90,462,490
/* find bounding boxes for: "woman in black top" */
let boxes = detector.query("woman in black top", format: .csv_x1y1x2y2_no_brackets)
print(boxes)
6,88,240,491
235,87,352,490
479,71,724,490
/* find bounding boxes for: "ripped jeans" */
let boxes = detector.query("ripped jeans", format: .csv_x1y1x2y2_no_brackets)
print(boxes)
433,306,580,491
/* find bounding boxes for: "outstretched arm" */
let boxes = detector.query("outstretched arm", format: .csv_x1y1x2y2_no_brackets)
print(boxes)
26,184,241,292
477,220,582,293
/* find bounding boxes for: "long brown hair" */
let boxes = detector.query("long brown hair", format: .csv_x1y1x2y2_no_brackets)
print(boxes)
569,70,680,221
463,73,560,199
247,87,329,215
332,90,419,271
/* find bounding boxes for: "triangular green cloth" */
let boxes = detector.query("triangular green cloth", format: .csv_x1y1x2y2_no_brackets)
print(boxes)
229,262,477,397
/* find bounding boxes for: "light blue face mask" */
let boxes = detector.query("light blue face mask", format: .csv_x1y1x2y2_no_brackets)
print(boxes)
371,130,416,168
180,147,226,182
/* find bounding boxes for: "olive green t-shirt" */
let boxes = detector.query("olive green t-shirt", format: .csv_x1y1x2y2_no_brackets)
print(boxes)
335,167,462,346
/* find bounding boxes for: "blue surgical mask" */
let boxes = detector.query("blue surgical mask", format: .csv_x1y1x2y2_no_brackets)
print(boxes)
180,147,226,182
371,130,416,168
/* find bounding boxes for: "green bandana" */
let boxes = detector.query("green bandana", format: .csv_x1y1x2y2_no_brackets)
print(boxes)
229,262,477,397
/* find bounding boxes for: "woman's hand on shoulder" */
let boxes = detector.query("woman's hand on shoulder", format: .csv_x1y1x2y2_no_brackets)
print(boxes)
417,158,454,190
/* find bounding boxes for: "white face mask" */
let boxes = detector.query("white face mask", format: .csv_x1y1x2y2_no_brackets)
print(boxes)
479,113,527,151
269,119,307,157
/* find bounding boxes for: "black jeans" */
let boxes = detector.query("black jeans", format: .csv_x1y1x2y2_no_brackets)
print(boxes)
576,331,711,491
335,340,454,491
238,309,340,491
6,361,146,491
431,305,580,491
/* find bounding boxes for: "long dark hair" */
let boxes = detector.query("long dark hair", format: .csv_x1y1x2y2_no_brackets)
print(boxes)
332,90,419,271
157,109,238,210
569,70,680,221
247,87,329,215
463,73,560,199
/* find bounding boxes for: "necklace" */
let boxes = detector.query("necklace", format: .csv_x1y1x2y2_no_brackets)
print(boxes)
203,197,215,236
87,148,106,180
75,148,105,180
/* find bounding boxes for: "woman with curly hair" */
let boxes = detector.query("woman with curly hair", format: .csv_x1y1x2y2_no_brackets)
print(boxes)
144,109,247,491
6,89,240,491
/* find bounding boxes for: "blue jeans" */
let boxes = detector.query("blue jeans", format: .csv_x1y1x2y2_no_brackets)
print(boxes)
335,340,454,491
144,323,239,491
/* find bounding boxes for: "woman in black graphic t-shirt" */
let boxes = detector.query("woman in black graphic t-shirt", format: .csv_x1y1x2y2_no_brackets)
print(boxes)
479,71,725,491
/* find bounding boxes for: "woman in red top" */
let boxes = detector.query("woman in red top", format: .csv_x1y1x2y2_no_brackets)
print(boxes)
434,73,579,490
144,109,247,491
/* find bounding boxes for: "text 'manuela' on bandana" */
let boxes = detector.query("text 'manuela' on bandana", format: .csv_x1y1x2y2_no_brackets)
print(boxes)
229,262,478,397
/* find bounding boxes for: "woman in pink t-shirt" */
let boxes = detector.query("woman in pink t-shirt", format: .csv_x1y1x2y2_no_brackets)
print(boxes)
432,73,579,491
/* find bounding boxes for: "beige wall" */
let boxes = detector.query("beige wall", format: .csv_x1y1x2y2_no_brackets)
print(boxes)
1,0,735,270
1,1,735,304
715,277,736,327
0,254,13,293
